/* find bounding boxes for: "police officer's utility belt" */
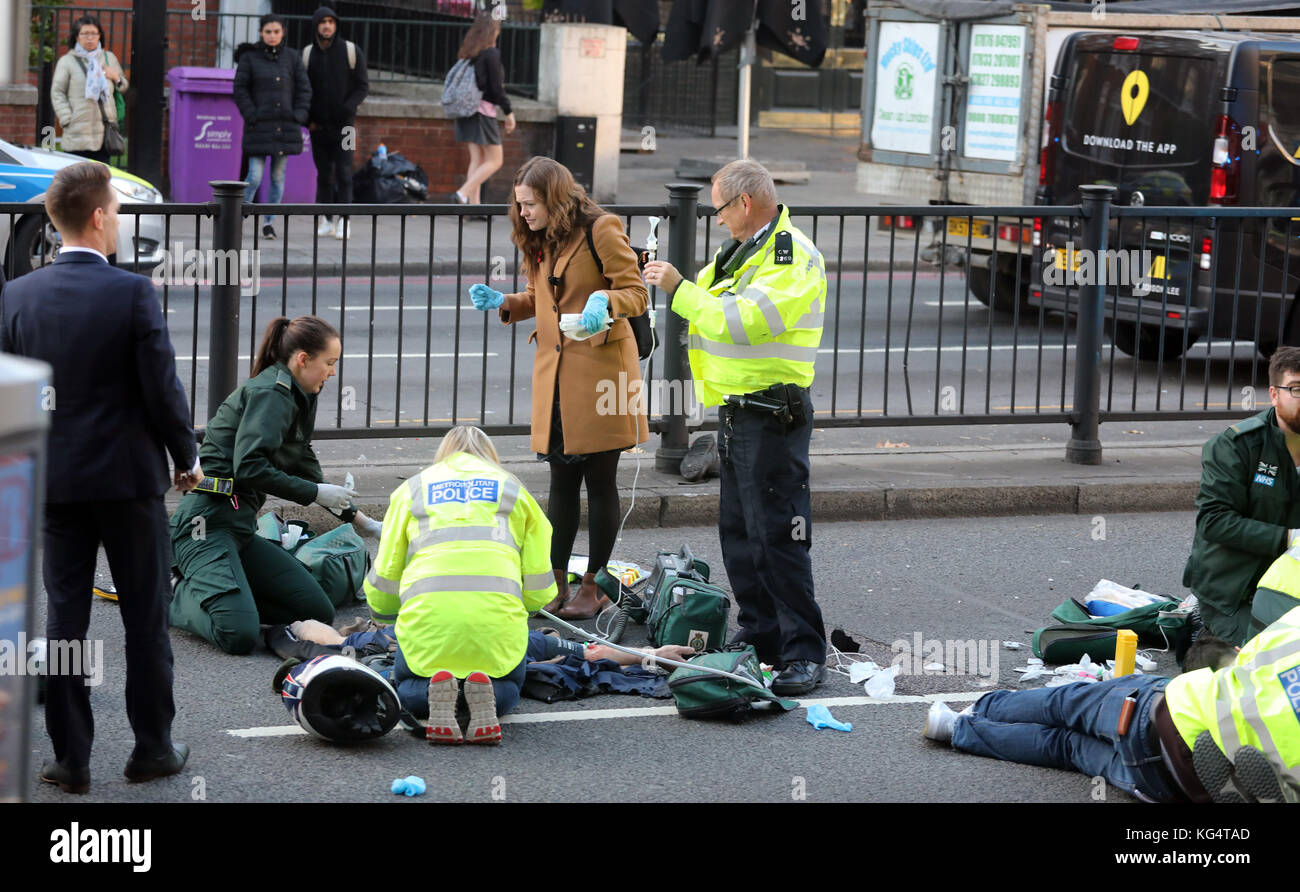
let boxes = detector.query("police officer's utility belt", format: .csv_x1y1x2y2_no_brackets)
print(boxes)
193,476,236,496
723,383,808,426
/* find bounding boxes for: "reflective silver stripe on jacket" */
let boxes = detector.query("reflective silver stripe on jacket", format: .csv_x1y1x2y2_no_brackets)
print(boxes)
1214,638,1300,767
406,524,517,562
523,570,557,592
365,567,400,596
368,609,399,623
399,574,524,604
689,332,819,364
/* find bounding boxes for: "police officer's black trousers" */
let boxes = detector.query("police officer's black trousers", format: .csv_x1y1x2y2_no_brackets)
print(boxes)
43,497,176,769
718,392,826,665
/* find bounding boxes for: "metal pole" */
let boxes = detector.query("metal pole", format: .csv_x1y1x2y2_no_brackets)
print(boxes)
656,183,702,473
1066,184,1113,465
207,180,246,422
737,27,756,160
129,0,166,187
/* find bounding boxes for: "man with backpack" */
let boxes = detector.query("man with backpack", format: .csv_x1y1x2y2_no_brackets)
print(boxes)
303,5,369,240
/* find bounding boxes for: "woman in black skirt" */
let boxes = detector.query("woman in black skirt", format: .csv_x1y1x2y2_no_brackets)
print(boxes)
452,14,516,206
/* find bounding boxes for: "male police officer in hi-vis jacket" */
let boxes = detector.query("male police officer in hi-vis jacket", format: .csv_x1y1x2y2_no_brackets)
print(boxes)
644,159,828,696
1185,346,1300,645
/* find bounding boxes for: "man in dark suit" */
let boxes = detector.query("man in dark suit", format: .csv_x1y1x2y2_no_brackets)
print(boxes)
0,162,201,794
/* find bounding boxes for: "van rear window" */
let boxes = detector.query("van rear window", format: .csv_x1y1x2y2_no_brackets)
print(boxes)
1062,52,1218,168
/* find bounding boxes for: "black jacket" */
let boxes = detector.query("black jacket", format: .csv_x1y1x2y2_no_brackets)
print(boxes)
473,47,512,115
0,252,196,503
305,5,369,129
233,40,312,156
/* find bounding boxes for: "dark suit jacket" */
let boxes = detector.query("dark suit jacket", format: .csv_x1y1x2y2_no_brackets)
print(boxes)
0,251,196,503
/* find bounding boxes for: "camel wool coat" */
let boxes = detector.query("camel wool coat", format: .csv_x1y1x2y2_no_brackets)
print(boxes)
500,213,650,455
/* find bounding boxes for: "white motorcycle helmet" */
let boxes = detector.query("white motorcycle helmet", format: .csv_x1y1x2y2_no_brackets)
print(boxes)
280,654,402,743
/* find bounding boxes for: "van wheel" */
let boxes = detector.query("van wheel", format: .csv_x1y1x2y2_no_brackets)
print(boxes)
966,266,1025,313
1113,321,1196,360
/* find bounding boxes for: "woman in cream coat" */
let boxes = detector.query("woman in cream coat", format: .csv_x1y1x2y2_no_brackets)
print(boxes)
51,15,128,162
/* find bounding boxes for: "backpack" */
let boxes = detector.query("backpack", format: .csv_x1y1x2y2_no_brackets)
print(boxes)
1032,597,1192,664
585,220,657,360
302,40,356,70
256,513,371,608
441,57,484,119
668,646,798,720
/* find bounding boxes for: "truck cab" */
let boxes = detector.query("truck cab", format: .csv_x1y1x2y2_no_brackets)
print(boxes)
1032,30,1300,359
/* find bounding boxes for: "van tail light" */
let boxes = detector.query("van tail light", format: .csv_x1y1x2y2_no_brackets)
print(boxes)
1199,235,1213,270
1113,36,1140,51
1039,100,1061,187
1032,216,1042,247
1209,114,1241,205
997,223,1031,244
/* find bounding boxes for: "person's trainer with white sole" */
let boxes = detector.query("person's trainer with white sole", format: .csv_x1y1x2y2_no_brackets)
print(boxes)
362,426,556,745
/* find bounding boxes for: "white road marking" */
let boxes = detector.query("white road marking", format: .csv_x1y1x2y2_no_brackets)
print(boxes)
225,690,985,737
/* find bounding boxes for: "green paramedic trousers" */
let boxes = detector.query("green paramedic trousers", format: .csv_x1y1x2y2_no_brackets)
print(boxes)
169,494,334,655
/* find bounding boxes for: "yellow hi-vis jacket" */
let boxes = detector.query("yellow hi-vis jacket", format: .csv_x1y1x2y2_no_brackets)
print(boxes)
670,205,826,408
362,452,557,679
1250,540,1300,631
1164,605,1300,784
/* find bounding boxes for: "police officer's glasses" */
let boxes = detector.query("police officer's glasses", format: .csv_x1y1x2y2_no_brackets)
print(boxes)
714,193,743,217
1273,383,1300,398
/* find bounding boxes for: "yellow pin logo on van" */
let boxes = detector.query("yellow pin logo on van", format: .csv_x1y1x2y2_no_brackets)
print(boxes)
1121,70,1149,126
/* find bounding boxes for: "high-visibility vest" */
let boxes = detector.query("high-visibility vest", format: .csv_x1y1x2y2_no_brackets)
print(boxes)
1164,605,1300,783
670,205,826,408
362,452,556,678
1251,542,1300,632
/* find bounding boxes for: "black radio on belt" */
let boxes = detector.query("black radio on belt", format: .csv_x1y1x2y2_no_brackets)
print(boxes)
724,384,806,426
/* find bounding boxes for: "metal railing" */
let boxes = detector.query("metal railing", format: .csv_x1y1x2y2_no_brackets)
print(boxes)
4,185,1293,464
29,5,542,93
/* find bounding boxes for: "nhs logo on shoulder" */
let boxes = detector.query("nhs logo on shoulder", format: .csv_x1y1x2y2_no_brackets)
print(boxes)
1254,473,1276,487
427,478,499,505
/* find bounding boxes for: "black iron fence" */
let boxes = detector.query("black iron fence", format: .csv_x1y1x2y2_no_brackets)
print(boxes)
4,185,1291,464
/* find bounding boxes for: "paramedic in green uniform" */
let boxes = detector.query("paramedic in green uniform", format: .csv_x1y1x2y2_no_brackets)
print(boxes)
1184,346,1300,645
169,315,359,654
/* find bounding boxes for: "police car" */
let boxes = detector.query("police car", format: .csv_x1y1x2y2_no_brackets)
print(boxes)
0,136,165,279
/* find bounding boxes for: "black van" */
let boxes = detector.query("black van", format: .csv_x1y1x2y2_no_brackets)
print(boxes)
1032,30,1300,359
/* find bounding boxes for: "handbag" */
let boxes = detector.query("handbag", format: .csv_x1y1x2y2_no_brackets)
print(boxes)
98,99,126,155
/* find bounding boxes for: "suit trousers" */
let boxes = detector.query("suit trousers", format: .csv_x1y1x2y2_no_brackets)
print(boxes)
43,497,176,769
717,391,826,665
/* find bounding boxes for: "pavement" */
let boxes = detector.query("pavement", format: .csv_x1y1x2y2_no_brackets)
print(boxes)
215,426,1211,536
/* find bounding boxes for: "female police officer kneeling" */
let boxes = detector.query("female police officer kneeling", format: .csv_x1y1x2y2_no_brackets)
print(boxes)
363,426,557,745
169,315,357,654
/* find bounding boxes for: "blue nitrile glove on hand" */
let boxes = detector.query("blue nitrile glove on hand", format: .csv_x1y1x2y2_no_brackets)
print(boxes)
391,775,426,796
582,292,609,334
468,283,505,311
805,704,852,732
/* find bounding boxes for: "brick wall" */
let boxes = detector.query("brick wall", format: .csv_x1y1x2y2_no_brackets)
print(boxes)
352,108,553,202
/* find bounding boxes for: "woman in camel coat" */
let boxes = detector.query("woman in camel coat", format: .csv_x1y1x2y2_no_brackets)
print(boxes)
468,156,648,619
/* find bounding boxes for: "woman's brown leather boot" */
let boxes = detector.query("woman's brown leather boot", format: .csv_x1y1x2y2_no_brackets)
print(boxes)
541,568,570,614
554,571,611,620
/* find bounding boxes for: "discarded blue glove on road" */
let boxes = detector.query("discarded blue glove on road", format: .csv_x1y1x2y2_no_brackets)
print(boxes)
582,292,609,333
391,775,426,796
805,704,852,732
468,283,505,311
